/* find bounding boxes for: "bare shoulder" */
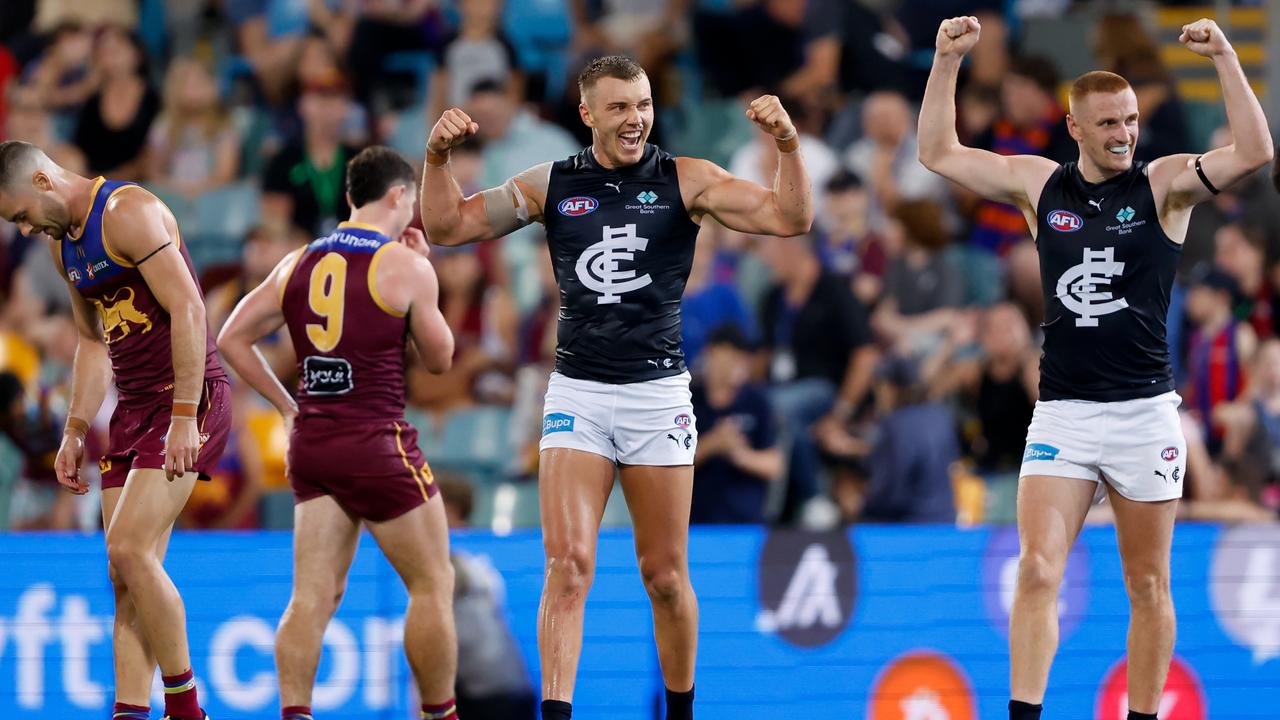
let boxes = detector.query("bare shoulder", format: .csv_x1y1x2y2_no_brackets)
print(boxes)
100,185,179,259
1008,154,1059,189
674,156,728,192
1145,153,1198,197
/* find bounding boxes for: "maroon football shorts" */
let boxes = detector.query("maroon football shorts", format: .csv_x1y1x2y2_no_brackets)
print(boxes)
100,379,232,490
288,417,437,522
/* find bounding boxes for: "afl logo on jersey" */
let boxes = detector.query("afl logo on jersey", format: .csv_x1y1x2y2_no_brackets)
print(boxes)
1161,446,1179,462
674,413,692,428
1048,210,1084,233
558,196,599,216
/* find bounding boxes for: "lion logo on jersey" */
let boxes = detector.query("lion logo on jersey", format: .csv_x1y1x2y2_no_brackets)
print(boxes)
90,287,153,343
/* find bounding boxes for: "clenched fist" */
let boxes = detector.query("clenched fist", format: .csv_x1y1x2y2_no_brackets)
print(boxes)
1180,18,1232,58
936,16,981,58
427,108,479,155
745,95,796,140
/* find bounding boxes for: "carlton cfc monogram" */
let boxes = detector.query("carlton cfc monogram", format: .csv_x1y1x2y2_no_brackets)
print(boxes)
575,224,653,304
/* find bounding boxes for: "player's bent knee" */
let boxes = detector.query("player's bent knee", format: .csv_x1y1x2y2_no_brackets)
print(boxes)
1015,551,1066,597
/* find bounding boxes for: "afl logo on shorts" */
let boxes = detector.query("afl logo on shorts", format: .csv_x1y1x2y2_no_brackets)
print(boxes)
1161,446,1179,462
1048,209,1083,233
674,413,692,429
558,196,598,217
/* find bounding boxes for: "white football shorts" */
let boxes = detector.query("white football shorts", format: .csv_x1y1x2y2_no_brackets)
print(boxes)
539,371,697,466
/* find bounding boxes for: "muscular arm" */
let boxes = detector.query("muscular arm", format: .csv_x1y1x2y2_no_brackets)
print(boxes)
217,251,301,419
1156,37,1273,209
420,108,547,246
404,254,455,373
681,151,813,237
917,50,1056,210
62,274,113,427
103,191,206,408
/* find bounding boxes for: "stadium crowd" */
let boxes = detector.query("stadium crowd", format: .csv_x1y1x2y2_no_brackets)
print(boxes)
0,0,1277,534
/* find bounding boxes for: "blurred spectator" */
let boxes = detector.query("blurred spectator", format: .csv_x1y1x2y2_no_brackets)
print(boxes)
437,475,539,720
1214,223,1276,339
261,70,360,236
872,199,964,356
0,44,17,131
570,0,688,78
1183,126,1280,280
694,0,807,98
23,22,97,114
825,355,958,524
759,233,876,523
179,392,264,530
844,90,948,234
682,221,755,371
429,0,522,125
967,55,1073,255
206,225,303,381
690,325,782,524
1122,50,1190,164
227,0,312,104
814,172,887,305
1184,267,1257,454
409,245,516,413
147,58,242,200
786,0,906,100
468,79,578,190
1091,13,1160,79
294,32,370,147
4,82,86,173
1004,239,1044,326
929,303,1039,474
33,0,137,33
1217,339,1280,512
72,26,159,178
0,370,77,529
728,97,838,218
957,82,1001,144
342,0,439,108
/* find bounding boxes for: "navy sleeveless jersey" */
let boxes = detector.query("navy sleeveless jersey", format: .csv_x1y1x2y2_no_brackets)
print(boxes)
543,144,700,384
1035,162,1180,402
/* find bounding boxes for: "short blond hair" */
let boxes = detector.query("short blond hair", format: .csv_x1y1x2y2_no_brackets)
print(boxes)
1068,71,1132,113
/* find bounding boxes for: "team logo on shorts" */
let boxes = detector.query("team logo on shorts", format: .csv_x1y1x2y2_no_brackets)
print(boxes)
1161,446,1179,462
1048,209,1084,233
674,414,692,429
543,413,575,436
558,196,598,216
1022,442,1060,462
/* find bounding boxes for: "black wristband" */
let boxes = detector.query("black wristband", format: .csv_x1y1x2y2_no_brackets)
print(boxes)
1195,155,1221,195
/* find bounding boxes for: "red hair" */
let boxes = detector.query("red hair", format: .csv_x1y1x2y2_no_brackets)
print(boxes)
1068,71,1132,113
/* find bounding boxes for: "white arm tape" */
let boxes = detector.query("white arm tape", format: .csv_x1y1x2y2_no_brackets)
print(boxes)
479,178,531,236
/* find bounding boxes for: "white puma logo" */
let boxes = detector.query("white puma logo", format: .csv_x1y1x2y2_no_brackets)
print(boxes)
646,359,659,368
605,181,622,193
1087,199,1103,211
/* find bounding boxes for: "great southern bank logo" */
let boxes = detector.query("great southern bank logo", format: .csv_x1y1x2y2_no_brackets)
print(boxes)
558,196,598,217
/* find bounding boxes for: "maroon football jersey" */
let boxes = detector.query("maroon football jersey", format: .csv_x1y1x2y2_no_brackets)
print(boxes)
59,178,225,397
281,222,409,421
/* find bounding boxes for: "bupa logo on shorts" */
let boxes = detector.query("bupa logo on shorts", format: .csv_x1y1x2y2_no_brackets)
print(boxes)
755,529,856,648
674,413,692,429
1161,446,1179,462
1023,442,1060,462
1048,209,1084,233
542,413,575,436
558,196,598,217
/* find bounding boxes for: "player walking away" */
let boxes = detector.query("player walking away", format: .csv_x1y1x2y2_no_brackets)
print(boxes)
919,17,1273,720
0,141,232,720
421,56,813,720
217,146,459,720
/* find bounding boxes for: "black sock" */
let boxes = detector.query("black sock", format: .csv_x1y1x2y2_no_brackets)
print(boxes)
1128,712,1158,720
665,685,694,720
542,699,572,720
1009,700,1043,720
